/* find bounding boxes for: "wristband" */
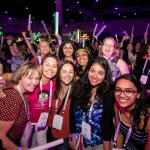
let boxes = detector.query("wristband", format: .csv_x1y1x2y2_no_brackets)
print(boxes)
18,147,21,150
69,134,78,141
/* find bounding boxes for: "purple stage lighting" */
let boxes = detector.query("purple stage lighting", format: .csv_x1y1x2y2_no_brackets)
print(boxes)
96,0,98,2
118,13,120,16
31,21,32,23
134,13,137,15
65,25,67,27
9,18,11,20
103,22,105,24
66,9,69,11
77,1,79,4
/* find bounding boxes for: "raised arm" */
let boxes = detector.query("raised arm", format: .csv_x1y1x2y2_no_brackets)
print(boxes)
22,32,36,57
28,27,38,47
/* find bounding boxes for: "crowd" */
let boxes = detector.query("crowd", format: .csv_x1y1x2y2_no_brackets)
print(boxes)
0,26,150,150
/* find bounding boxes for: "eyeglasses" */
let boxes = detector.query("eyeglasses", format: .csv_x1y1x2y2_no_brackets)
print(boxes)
114,88,138,97
103,43,114,49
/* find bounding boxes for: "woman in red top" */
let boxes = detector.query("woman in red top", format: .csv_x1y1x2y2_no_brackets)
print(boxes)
47,60,76,150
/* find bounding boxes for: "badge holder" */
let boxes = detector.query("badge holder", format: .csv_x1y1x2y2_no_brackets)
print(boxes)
37,112,48,128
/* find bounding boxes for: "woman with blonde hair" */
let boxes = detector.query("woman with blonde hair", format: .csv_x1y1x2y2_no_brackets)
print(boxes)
0,61,42,150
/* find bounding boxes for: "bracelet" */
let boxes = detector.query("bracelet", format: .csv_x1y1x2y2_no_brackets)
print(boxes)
18,147,21,150
69,134,78,141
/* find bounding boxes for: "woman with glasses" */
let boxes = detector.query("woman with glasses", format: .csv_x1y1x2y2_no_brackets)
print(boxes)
114,74,150,150
101,37,129,81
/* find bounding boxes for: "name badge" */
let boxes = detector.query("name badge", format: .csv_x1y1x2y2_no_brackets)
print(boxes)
37,112,48,128
140,75,148,85
82,121,91,141
52,114,63,130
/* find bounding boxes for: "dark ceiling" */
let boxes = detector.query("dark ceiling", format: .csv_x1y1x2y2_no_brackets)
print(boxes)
1,0,150,24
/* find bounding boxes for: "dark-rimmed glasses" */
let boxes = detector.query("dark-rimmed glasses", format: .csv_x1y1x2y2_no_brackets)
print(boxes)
114,88,138,97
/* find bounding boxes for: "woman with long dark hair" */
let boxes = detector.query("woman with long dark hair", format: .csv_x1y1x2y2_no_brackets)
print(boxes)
75,48,91,78
114,74,150,149
47,60,76,150
58,40,79,64
69,57,114,150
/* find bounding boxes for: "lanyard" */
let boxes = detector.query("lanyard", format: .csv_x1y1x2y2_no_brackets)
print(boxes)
17,85,30,120
83,93,96,124
40,79,53,112
55,85,71,117
113,107,133,149
142,58,150,75
107,55,115,61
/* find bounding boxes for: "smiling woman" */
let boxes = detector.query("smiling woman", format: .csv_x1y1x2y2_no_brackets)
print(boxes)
47,60,76,150
0,62,42,150
69,57,114,150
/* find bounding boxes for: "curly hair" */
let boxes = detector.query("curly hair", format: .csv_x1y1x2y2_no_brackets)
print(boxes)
113,74,150,130
58,40,80,61
72,57,113,112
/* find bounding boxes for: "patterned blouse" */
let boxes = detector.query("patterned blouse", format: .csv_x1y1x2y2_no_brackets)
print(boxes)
108,56,121,81
74,99,103,148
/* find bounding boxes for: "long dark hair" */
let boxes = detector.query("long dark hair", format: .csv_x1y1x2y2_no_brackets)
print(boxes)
54,60,76,100
114,74,150,130
75,48,92,77
120,47,129,64
72,57,113,112
58,40,79,61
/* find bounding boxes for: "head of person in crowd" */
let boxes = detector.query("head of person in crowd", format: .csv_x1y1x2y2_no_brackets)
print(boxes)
53,42,59,56
114,74,150,129
54,60,76,99
114,47,120,57
11,61,42,93
58,40,79,61
101,37,116,60
135,42,141,53
120,47,129,63
75,48,91,77
40,54,58,80
127,43,134,54
21,42,27,52
72,57,113,112
38,40,52,58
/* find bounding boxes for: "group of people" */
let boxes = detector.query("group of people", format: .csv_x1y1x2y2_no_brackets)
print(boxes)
0,26,150,150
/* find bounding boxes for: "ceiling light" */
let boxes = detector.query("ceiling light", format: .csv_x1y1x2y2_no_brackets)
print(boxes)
77,1,79,4
25,7,28,9
134,12,137,15
118,13,120,15
79,12,82,14
5,11,7,13
9,18,11,20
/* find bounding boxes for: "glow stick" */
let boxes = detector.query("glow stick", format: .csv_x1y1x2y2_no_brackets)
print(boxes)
49,39,54,43
70,31,76,40
54,12,59,35
145,23,149,35
115,34,117,38
34,32,40,40
37,56,42,65
28,14,31,31
120,50,122,59
77,29,80,42
123,31,130,39
1,36,3,45
0,31,3,35
28,139,64,150
82,39,85,48
95,25,106,38
41,20,48,34
132,26,134,35
93,24,98,36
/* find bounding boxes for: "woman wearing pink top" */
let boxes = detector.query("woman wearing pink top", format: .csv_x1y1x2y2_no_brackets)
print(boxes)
58,40,79,65
0,54,58,148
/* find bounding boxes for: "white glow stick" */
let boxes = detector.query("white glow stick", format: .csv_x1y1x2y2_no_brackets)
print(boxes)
93,24,98,36
1,36,3,45
28,14,31,31
123,31,130,39
95,25,106,38
77,29,80,42
132,26,134,35
120,50,122,59
145,23,149,35
41,20,48,34
28,139,64,150
37,56,41,65
49,39,54,43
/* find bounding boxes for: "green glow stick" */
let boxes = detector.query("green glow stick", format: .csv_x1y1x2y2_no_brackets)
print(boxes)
82,39,85,48
30,41,33,44
0,31,3,35
54,12,59,35
0,27,2,29
71,31,76,40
